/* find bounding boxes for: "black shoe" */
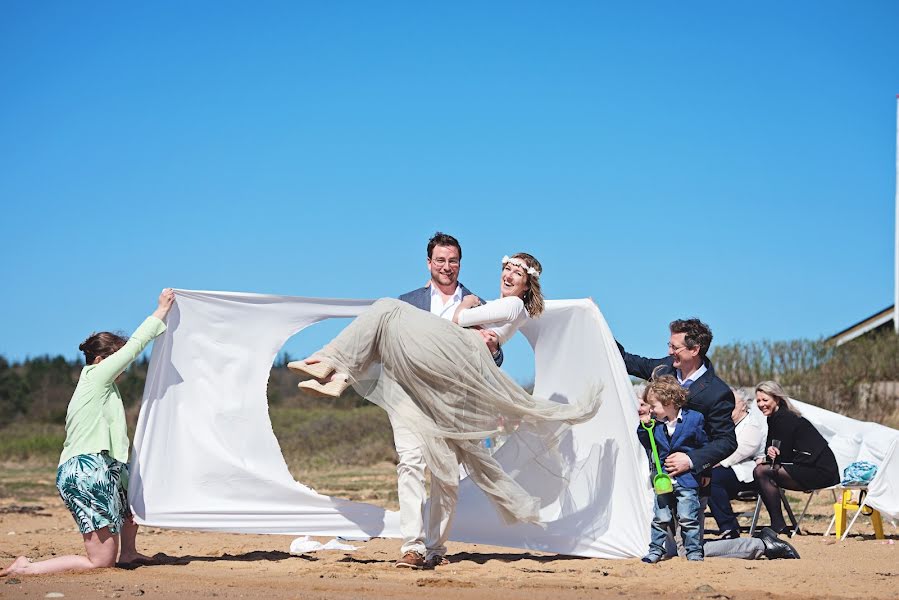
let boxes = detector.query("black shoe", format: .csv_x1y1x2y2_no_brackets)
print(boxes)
778,525,797,536
716,529,739,540
759,527,800,559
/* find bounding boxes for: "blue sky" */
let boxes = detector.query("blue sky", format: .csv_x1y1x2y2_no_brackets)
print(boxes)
1,1,896,383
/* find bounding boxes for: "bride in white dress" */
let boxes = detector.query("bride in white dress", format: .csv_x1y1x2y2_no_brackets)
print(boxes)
289,253,601,525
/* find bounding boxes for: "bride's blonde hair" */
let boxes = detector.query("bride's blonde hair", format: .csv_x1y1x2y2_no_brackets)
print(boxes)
506,252,544,317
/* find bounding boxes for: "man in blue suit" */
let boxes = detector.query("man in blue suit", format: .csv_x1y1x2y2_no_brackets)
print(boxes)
392,232,502,570
620,319,799,560
618,318,736,476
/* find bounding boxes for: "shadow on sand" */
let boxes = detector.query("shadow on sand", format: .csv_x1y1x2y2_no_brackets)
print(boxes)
445,551,589,565
117,550,317,570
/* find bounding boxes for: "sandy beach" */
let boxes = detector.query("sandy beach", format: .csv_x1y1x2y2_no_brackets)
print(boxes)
2,491,896,600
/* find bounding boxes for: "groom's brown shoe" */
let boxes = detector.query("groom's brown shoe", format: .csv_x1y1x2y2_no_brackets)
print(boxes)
394,551,426,569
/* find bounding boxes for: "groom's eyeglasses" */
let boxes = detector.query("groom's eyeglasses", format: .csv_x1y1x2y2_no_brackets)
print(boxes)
430,258,460,268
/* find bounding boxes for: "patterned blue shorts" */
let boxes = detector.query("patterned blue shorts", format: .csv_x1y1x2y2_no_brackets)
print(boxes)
56,452,130,535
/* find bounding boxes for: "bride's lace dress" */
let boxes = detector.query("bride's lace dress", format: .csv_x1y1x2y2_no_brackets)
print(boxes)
315,298,602,524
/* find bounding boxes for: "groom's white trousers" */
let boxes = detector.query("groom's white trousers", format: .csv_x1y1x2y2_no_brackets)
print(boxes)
391,413,458,560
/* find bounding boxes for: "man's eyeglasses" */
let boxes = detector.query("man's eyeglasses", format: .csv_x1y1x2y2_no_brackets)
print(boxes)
430,258,460,268
667,343,690,352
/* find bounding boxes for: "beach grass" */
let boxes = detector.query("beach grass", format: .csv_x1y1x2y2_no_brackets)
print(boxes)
0,461,59,502
269,403,396,471
0,423,66,461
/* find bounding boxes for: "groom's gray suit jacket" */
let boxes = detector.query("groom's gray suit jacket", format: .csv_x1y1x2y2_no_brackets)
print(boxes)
398,284,504,367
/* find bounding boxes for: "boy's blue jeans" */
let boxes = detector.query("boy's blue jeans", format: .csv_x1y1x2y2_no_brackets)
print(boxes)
648,481,703,560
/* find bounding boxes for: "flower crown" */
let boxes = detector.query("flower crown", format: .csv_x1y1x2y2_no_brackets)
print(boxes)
502,255,540,278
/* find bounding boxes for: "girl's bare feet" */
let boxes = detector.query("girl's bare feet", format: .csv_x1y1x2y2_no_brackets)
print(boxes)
1,556,30,576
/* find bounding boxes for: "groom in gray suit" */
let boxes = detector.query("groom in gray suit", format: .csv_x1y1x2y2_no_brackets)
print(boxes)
392,232,501,570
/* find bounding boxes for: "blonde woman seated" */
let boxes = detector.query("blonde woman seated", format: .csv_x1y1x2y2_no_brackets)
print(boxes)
289,253,601,526
754,381,840,534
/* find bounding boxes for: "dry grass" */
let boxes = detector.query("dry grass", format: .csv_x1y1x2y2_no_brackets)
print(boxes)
295,462,400,510
0,404,400,508
712,332,899,423
0,460,59,502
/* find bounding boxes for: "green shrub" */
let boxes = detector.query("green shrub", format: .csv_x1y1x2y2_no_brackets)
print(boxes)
0,423,66,460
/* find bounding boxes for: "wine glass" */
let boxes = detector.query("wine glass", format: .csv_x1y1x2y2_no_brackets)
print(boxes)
770,439,782,464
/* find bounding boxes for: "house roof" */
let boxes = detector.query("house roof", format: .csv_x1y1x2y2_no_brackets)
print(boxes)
828,305,896,346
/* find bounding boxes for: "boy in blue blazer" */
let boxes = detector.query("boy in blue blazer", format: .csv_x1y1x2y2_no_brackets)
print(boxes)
637,375,708,562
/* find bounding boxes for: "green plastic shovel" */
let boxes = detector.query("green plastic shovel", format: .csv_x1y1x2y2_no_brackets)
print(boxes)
641,419,674,495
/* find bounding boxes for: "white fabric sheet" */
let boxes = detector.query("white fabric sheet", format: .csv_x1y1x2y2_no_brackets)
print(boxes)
130,290,398,537
865,440,899,523
130,288,899,551
289,536,358,554
786,398,899,523
130,290,652,558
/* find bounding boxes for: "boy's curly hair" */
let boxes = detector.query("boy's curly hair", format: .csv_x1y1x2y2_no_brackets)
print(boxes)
642,374,688,409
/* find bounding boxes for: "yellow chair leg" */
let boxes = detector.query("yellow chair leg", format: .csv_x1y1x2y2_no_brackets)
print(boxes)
871,510,884,539
833,490,851,538
833,503,845,538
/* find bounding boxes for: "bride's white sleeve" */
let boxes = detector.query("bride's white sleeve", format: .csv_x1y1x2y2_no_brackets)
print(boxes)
457,297,526,345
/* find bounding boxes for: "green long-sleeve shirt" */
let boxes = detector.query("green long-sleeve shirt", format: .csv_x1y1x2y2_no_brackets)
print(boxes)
59,316,167,466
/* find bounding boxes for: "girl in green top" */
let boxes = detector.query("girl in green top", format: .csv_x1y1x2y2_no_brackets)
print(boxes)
2,289,174,577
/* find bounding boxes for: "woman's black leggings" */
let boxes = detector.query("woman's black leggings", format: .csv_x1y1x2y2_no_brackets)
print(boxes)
753,463,804,532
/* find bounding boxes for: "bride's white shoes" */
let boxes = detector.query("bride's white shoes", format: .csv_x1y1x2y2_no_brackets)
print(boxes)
297,376,350,399
288,359,350,398
287,360,334,381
